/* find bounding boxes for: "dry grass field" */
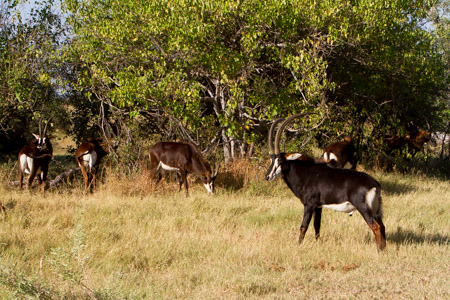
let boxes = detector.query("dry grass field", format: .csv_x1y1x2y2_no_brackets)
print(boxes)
0,157,449,299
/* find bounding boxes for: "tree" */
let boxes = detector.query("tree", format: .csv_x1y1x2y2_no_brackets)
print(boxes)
429,0,450,157
62,0,447,163
0,0,66,156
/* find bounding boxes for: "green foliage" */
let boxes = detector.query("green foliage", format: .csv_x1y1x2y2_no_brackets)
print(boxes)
0,0,67,155
428,0,450,147
61,0,447,161
0,265,56,299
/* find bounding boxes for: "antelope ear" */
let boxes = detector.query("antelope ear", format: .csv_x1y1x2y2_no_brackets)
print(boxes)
32,133,39,139
287,153,302,160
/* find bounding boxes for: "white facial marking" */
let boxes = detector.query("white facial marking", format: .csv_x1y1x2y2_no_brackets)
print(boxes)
204,183,213,194
321,201,356,213
365,187,378,212
159,161,180,171
267,159,282,180
323,152,328,162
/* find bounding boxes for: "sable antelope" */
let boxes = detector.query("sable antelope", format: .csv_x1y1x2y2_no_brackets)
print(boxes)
382,129,431,155
377,129,431,169
18,119,53,190
265,118,316,180
323,136,358,169
406,129,431,154
75,137,117,193
266,114,386,251
148,142,218,196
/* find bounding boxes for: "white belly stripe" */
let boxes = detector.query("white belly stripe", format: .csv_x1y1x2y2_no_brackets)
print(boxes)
321,201,356,213
159,162,180,171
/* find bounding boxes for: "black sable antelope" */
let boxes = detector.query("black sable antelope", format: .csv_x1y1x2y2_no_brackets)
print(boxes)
323,136,358,169
18,119,53,190
265,114,386,251
265,118,316,180
148,142,218,196
75,138,117,193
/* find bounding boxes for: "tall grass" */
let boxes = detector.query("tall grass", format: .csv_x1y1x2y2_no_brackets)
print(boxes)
0,158,449,299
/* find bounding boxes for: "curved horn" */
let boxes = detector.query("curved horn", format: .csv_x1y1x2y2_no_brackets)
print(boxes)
274,113,315,155
268,118,285,155
43,117,52,136
38,119,42,137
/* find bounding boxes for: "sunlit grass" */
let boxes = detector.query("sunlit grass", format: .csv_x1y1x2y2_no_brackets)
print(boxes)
0,160,449,299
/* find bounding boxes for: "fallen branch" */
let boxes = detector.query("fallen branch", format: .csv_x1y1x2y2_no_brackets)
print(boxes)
49,168,81,188
9,168,81,188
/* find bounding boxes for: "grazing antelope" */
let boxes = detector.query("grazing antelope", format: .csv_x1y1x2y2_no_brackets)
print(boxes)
323,136,358,169
406,129,431,154
378,129,431,169
75,137,117,193
149,142,218,196
18,119,53,190
266,114,386,251
382,129,431,155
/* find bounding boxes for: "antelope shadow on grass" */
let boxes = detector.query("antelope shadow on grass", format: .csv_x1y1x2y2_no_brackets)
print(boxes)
378,179,416,196
387,226,450,246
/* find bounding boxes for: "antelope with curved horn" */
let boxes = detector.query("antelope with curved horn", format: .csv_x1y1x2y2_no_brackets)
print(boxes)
265,118,316,180
265,113,386,251
18,118,53,191
148,142,219,196
75,137,118,193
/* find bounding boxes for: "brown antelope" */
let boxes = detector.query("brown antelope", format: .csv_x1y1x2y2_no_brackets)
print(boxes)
149,142,218,196
18,119,53,190
323,136,358,169
406,129,432,154
75,137,117,193
266,114,386,251
377,129,431,169
382,129,431,155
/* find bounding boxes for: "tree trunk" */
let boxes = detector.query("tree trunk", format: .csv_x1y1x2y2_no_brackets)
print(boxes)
222,129,232,163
